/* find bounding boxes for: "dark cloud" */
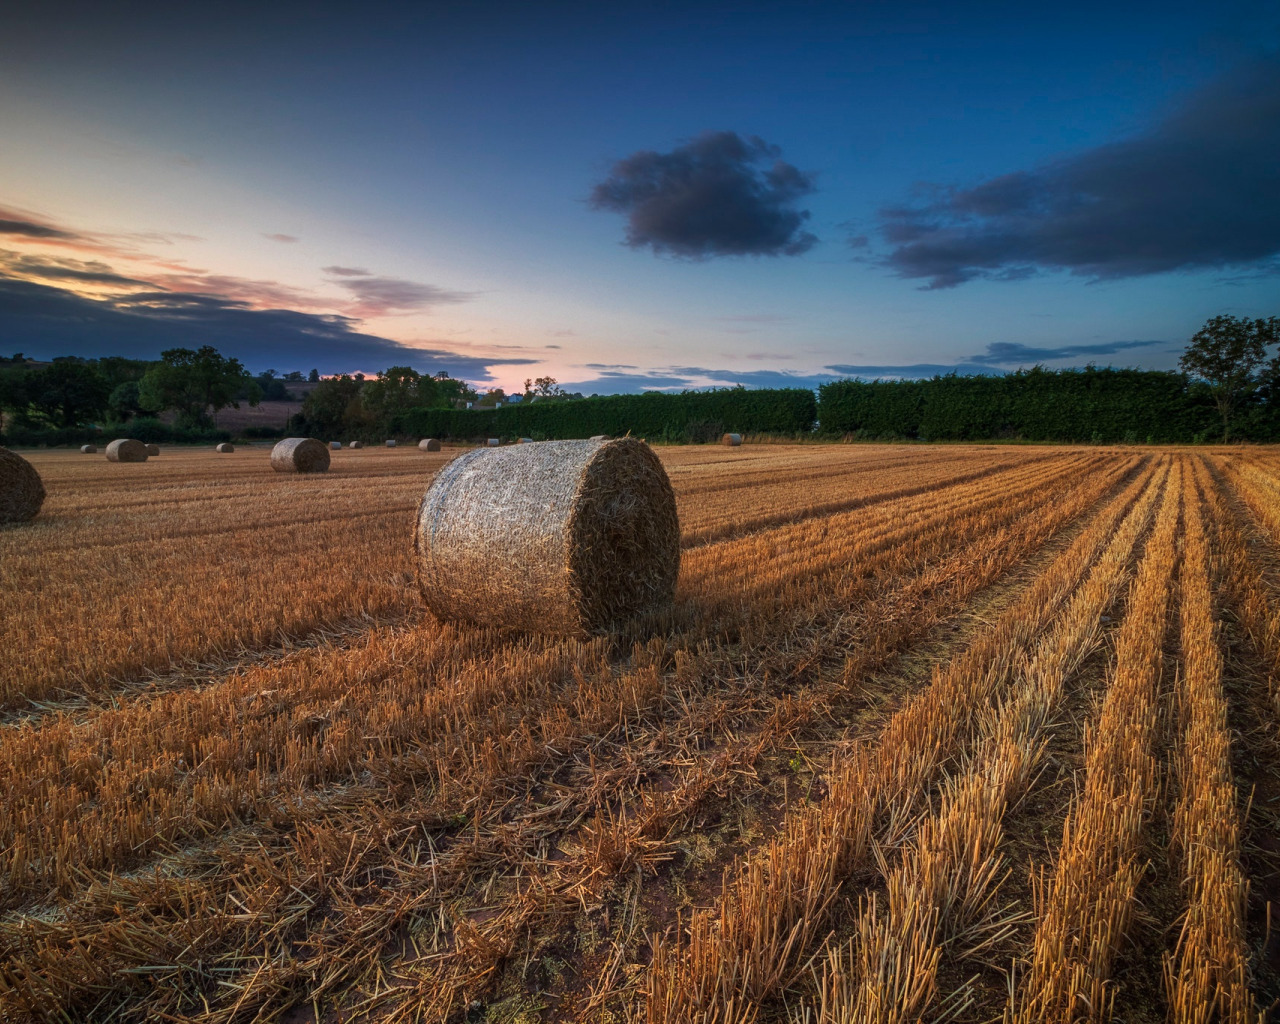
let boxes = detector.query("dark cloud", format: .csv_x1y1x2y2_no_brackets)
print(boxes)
263,233,300,243
561,364,839,394
0,218,77,240
825,363,1005,379
323,265,371,277
0,276,530,381
967,339,1165,365
590,131,817,258
336,275,472,316
880,59,1280,288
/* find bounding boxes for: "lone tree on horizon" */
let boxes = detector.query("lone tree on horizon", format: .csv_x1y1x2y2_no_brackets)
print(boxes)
1179,314,1279,442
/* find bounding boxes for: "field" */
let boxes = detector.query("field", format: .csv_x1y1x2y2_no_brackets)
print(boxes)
2,442,1279,1023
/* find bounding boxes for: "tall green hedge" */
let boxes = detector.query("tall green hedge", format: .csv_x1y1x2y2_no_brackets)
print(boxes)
817,368,1238,443
402,387,817,442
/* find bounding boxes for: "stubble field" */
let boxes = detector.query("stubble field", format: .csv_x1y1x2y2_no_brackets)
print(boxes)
1,442,1278,1023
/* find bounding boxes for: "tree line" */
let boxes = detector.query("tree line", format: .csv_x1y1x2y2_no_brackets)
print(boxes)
2,314,1276,445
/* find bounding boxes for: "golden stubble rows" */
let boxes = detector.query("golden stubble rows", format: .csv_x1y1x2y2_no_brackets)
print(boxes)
0,443,1276,1024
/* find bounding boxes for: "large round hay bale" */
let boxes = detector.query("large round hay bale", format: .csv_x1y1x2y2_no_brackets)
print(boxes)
0,447,45,524
348,440,363,449
721,433,743,447
80,444,97,454
419,438,441,452
271,437,330,473
385,439,397,448
415,437,679,635
216,442,235,453
105,439,148,463
330,441,342,450
145,443,160,456
486,438,501,447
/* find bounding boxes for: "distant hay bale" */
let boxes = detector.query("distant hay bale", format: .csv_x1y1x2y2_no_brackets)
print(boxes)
106,439,148,463
415,437,680,635
721,433,743,447
419,438,441,452
216,443,235,453
80,444,97,454
518,437,534,444
330,441,342,450
145,444,160,456
589,434,609,441
271,437,330,473
0,446,46,524
348,441,363,449
487,438,501,447
386,439,397,447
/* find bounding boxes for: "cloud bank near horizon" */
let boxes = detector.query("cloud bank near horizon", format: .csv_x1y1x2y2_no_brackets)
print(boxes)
0,277,533,381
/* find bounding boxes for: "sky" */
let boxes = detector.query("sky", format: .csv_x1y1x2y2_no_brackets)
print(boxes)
1,0,1277,394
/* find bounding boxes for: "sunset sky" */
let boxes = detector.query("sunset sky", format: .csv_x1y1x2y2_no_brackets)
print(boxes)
1,1,1277,394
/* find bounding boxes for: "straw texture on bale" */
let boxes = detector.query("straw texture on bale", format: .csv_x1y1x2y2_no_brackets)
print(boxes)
0,446,45,524
415,437,679,635
215,443,234,453
721,432,743,446
106,438,148,463
348,441,363,449
386,439,397,447
271,437,330,473
80,444,97,454
419,438,441,452
145,444,160,456
487,438,501,447
330,441,342,450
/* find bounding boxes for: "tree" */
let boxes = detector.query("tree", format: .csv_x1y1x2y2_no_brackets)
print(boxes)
138,346,259,428
298,374,367,436
524,375,565,398
24,359,111,427
1179,315,1280,442
108,380,148,422
283,370,305,382
308,368,320,382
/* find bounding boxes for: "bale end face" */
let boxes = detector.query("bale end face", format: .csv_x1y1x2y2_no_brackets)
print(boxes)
271,437,330,473
721,433,743,446
419,438,442,452
0,447,45,524
415,437,680,636
105,439,148,463
145,444,160,456
216,443,235,453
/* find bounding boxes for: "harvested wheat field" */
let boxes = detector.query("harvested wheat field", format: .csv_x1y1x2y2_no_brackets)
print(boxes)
1,442,1278,1023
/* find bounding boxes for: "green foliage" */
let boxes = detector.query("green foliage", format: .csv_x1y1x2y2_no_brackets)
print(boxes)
1179,314,1280,441
251,370,294,402
293,374,368,438
107,380,147,422
14,359,112,428
817,367,1223,443
138,346,258,428
403,386,817,441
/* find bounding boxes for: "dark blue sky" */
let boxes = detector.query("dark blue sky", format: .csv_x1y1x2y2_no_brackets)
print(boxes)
1,1,1276,390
